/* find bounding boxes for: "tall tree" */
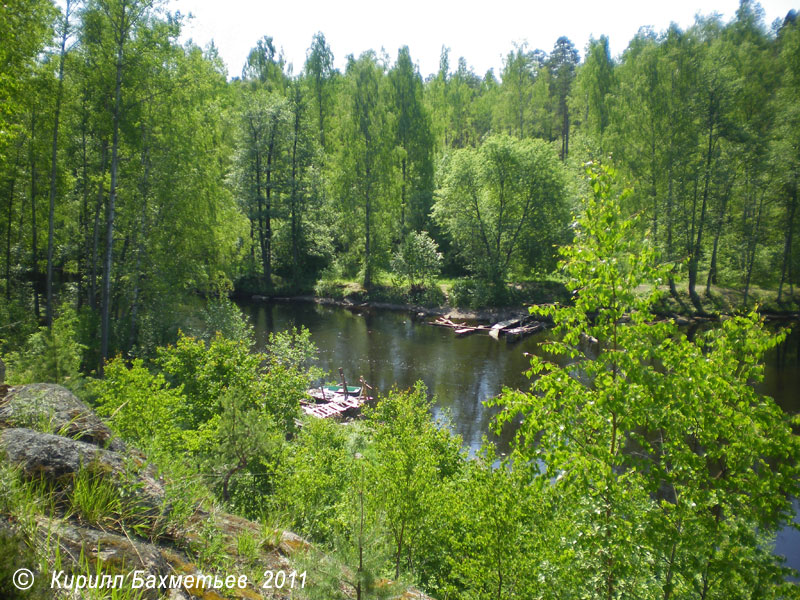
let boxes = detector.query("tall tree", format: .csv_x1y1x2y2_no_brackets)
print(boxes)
494,164,800,599
548,36,578,160
304,32,335,152
237,87,289,289
242,35,287,91
0,0,55,164
338,52,393,289
388,46,433,233
45,0,77,329
775,13,800,302
93,0,157,372
570,35,614,140
433,134,567,285
498,42,536,138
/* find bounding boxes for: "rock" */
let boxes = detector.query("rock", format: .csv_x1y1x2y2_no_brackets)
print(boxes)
36,516,169,597
278,530,311,555
0,385,426,600
0,428,164,510
0,383,126,451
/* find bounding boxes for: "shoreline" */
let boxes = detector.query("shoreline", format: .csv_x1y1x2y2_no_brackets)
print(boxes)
244,293,800,326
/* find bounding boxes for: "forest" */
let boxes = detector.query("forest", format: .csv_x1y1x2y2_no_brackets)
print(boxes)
1,0,800,599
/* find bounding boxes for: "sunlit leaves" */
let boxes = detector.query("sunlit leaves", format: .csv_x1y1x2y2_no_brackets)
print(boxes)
491,163,800,598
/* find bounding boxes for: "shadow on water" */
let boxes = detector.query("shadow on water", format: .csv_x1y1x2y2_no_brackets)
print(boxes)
238,299,800,572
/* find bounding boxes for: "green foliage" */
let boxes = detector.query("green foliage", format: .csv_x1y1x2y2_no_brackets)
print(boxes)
434,134,569,285
388,46,435,232
335,51,396,289
0,0,55,162
215,384,284,513
273,417,360,543
492,163,800,598
365,383,463,578
196,297,254,344
3,308,85,386
0,297,38,357
444,450,543,600
390,230,442,289
298,455,401,600
449,278,510,308
92,357,185,454
95,322,316,513
156,332,263,433
0,530,50,600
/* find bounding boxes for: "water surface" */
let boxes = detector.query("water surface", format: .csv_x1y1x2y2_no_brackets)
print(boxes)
239,298,800,571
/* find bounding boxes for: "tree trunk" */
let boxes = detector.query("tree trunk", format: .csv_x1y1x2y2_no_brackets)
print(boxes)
89,140,108,310
263,123,276,289
743,190,765,306
4,145,21,300
30,114,40,320
395,520,404,580
651,137,658,240
688,106,715,314
666,169,681,302
364,170,372,290
129,126,150,349
46,1,71,329
400,156,407,235
77,92,90,309
100,17,127,374
255,148,266,285
290,100,300,286
705,182,730,295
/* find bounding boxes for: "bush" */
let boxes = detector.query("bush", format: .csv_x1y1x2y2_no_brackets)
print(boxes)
449,278,509,309
92,357,186,454
390,231,443,289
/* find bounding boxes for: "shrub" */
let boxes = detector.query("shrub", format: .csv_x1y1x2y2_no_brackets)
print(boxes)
92,357,185,454
390,231,443,289
449,278,509,308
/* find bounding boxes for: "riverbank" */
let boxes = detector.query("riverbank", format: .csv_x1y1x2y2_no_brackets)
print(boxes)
251,293,534,324
234,269,800,326
243,290,800,326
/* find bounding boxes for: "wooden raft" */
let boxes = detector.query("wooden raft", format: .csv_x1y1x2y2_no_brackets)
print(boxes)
301,374,373,419
429,316,490,336
429,315,545,341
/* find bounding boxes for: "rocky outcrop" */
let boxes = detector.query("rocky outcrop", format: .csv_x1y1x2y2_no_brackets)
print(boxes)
0,383,433,600
0,383,125,451
0,384,303,599
0,427,165,511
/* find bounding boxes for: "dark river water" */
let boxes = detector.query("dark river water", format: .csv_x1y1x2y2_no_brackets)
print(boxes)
238,298,800,572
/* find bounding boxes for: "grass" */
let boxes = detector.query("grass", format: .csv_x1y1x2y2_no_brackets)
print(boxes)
642,273,800,316
68,466,123,528
314,273,447,307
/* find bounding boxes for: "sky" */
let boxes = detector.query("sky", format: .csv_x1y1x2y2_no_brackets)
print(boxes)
167,0,798,79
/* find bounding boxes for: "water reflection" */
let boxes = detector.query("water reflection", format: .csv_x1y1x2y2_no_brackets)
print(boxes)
240,300,541,453
239,299,799,571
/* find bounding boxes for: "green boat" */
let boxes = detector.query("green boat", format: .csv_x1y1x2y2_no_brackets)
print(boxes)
306,385,362,403
323,385,361,396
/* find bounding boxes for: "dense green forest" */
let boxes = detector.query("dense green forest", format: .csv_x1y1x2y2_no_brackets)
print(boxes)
2,1,800,598
2,0,800,365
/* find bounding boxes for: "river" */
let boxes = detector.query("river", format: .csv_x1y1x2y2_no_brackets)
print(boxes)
238,298,800,573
